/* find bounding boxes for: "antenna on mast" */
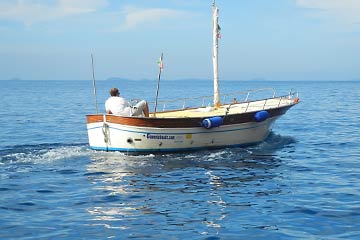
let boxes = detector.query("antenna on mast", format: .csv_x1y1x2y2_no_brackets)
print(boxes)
91,53,99,114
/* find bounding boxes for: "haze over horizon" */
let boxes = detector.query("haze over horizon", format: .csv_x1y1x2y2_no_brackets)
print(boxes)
0,0,359,81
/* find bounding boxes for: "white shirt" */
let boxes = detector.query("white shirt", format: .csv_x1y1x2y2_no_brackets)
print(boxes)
105,96,132,116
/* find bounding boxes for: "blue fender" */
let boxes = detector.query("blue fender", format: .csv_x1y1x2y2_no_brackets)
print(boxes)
202,116,223,129
254,110,269,122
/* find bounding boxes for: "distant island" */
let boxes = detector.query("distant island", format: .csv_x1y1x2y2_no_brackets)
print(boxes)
106,77,212,81
106,77,152,81
105,77,267,81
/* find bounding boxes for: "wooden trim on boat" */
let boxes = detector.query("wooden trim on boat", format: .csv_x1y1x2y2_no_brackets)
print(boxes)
86,104,295,128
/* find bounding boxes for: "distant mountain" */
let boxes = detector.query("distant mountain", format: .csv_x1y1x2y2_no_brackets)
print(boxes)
106,77,152,81
106,77,130,81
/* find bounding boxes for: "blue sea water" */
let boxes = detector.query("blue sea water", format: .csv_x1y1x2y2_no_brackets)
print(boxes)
0,80,359,239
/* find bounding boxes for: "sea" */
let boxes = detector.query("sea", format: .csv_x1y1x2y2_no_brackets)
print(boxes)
0,79,359,239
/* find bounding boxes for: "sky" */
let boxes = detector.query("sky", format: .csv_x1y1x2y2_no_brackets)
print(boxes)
0,0,359,81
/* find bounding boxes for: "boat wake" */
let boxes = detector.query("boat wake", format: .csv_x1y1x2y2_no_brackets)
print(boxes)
0,143,91,165
0,132,295,167
252,132,297,153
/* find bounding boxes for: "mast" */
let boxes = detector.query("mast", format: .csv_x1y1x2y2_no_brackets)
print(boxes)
154,53,164,117
212,1,220,108
91,53,99,114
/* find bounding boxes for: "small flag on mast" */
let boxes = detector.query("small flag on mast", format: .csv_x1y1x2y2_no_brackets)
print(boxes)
157,55,164,70
217,24,221,39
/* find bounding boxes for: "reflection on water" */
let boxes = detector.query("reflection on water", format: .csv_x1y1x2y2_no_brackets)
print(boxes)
85,133,296,236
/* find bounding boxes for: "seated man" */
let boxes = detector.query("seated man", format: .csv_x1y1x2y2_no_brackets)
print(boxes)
105,88,149,117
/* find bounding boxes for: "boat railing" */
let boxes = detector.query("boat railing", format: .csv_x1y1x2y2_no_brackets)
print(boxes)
147,88,298,113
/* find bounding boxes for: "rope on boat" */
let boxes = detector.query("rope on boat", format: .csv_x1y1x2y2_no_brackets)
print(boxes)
102,123,110,151
222,103,234,122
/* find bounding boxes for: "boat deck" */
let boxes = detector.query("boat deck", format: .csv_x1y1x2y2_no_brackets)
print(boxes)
151,97,296,118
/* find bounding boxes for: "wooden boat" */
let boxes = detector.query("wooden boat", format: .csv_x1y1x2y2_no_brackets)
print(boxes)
86,1,299,153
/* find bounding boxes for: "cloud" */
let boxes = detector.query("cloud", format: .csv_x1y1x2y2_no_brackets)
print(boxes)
296,0,360,25
0,0,108,26
119,6,185,31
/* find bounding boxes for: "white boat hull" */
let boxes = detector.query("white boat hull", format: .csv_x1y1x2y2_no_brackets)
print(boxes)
87,117,277,152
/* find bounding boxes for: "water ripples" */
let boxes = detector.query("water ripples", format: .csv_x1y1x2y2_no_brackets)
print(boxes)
0,134,359,239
